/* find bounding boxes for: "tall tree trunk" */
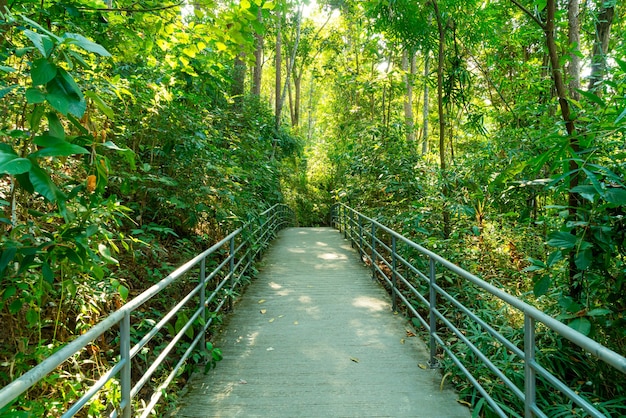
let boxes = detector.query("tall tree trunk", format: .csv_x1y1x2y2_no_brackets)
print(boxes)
432,0,450,238
587,4,615,92
252,5,264,97
293,74,302,127
546,0,581,298
568,0,580,101
231,53,246,109
402,49,416,142
422,51,430,154
274,10,282,130
278,6,302,127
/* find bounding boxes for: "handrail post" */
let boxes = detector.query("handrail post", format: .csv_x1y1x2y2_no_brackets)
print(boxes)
391,235,397,312
120,312,132,418
371,223,377,281
524,315,536,418
358,215,364,259
343,206,348,238
349,209,354,247
229,235,235,311
428,257,438,368
200,257,206,351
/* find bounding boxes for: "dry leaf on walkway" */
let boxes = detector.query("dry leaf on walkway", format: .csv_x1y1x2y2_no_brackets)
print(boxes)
406,330,416,337
258,299,266,304
278,315,285,318
293,321,299,325
269,318,275,323
266,347,274,351
260,309,267,314
418,363,428,369
239,379,247,384
400,338,405,344
350,357,359,363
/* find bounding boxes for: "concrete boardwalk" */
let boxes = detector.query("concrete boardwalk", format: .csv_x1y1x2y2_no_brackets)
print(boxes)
176,227,469,417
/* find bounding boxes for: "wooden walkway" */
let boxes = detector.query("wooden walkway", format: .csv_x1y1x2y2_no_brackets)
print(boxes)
175,227,469,417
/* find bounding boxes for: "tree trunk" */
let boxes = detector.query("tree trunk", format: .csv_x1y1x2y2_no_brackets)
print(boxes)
422,51,430,154
402,49,416,142
568,0,580,101
274,10,282,130
278,6,302,127
587,5,615,92
293,74,302,127
252,5,264,97
432,0,450,238
231,53,246,109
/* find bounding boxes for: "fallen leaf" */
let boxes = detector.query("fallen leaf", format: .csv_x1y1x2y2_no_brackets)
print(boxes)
258,299,265,304
278,315,285,318
266,347,274,351
269,318,275,323
400,338,405,344
260,309,267,314
457,400,471,407
239,379,248,384
350,357,359,363
293,321,299,325
406,330,416,337
418,363,428,369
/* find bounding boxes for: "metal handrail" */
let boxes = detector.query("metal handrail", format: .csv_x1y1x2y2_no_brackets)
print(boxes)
0,203,295,417
331,203,626,418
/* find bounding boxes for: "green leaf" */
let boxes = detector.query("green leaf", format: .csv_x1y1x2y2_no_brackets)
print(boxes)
2,285,17,301
46,112,65,139
63,33,112,57
23,29,49,57
568,317,591,336
0,247,17,275
26,87,46,104
575,248,592,270
42,262,54,283
547,231,577,249
546,250,563,268
31,58,57,86
587,308,612,317
615,107,626,124
576,89,605,107
0,157,32,175
570,185,598,203
533,275,551,297
118,284,129,301
29,164,63,202
46,69,86,117
30,141,89,158
604,188,626,206
9,299,23,314
0,84,18,99
84,91,114,118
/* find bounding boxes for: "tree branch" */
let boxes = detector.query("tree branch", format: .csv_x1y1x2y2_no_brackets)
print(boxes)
76,2,184,13
509,0,545,29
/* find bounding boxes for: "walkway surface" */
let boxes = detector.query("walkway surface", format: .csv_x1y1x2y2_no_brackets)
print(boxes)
175,227,469,417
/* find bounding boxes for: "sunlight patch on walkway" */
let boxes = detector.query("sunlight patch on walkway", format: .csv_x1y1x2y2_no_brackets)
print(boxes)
352,296,388,312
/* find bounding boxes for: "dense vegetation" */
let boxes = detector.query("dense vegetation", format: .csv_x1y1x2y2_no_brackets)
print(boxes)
1,0,624,415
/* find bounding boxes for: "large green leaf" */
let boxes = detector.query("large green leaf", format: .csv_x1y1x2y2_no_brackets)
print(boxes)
28,164,64,202
84,91,114,118
0,143,19,164
46,112,65,139
46,69,86,117
30,139,89,158
31,58,57,86
0,158,32,175
547,231,578,249
604,188,626,206
533,275,550,298
25,87,46,104
63,33,112,57
575,248,593,270
23,29,49,57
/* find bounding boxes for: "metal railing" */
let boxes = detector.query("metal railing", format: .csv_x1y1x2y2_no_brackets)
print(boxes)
331,203,626,418
0,203,294,417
